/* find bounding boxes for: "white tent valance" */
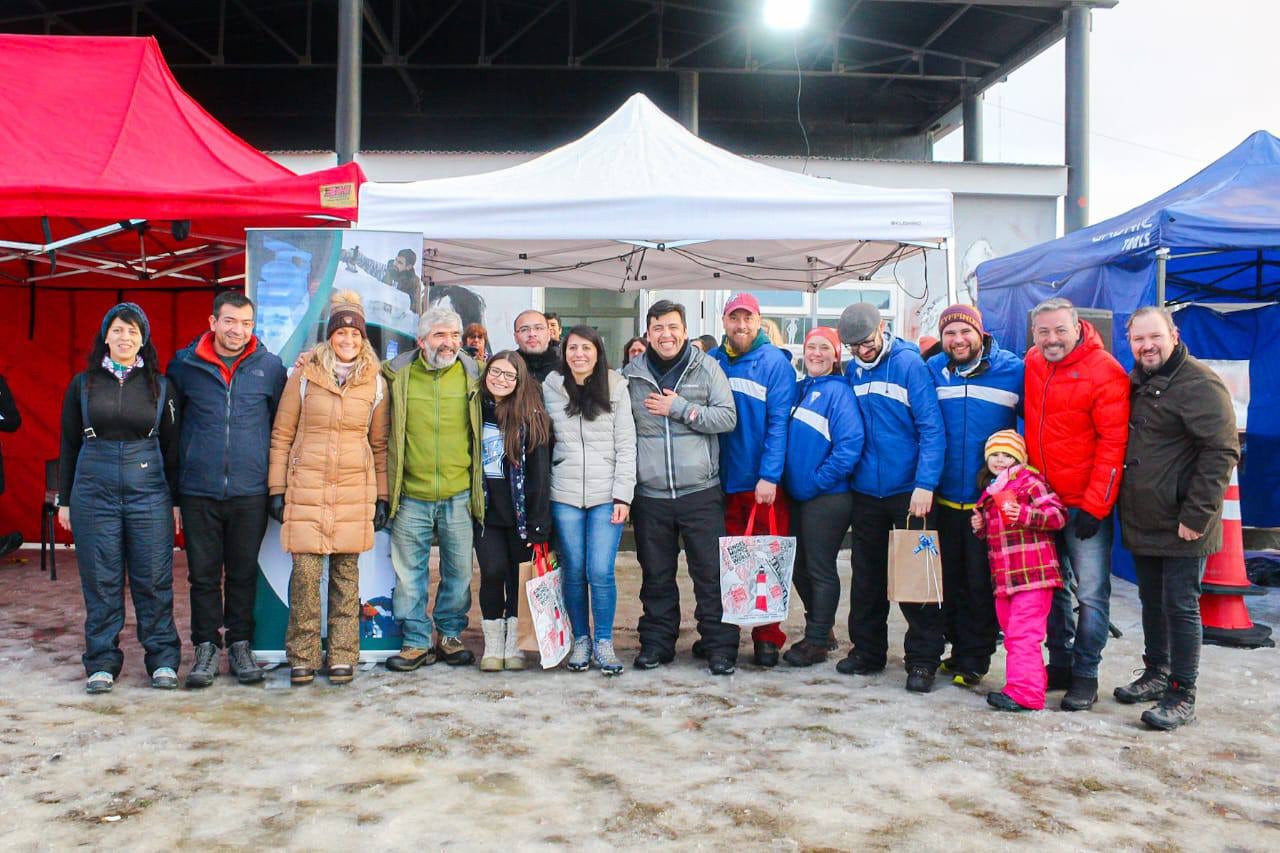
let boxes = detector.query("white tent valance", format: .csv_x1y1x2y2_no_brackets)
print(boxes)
357,94,954,293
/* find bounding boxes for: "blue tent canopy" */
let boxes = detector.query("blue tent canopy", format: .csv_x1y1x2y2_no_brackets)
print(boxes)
975,130,1280,358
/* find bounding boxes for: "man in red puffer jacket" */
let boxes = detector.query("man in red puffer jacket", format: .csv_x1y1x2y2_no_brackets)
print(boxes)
1023,297,1130,713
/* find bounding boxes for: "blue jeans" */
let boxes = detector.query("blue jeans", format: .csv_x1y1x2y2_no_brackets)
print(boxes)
390,492,474,647
552,502,624,642
1047,508,1114,678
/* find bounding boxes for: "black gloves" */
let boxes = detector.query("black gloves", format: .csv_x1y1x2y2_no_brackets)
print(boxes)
267,494,286,524
1073,511,1103,540
373,499,390,532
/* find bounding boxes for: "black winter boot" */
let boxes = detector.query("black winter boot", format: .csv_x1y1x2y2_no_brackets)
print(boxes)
1046,664,1072,691
1114,660,1169,705
1060,675,1099,711
1141,681,1196,731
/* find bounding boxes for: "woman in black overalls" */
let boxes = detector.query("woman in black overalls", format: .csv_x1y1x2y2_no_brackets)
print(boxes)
56,303,182,694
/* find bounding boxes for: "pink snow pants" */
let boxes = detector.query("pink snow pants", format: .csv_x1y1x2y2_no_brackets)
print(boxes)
994,587,1054,710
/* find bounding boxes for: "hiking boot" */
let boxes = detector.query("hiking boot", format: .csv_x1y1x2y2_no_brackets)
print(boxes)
986,691,1032,712
503,616,524,671
185,641,219,689
634,647,674,670
1061,676,1099,711
782,638,829,667
592,639,624,676
905,667,936,694
708,655,736,676
951,669,984,688
290,667,315,685
86,671,114,694
835,652,884,676
437,636,474,666
1046,664,1073,691
228,641,265,684
151,667,179,690
480,619,505,672
1141,681,1197,731
566,636,592,672
327,665,354,685
1114,662,1169,705
753,641,780,668
386,647,436,672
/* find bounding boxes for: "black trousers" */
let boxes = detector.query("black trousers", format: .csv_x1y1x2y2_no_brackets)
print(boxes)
937,503,998,673
632,487,739,659
474,522,530,620
847,490,946,671
1133,554,1206,687
180,494,268,648
793,492,853,643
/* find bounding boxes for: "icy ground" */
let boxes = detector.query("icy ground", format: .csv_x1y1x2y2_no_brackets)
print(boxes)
1,548,1277,851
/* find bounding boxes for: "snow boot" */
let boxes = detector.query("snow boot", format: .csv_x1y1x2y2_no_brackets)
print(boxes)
480,619,505,672
782,638,829,667
1060,675,1099,711
905,666,936,694
1046,664,1072,691
1141,681,1196,731
986,691,1032,712
503,616,525,670
1114,660,1169,705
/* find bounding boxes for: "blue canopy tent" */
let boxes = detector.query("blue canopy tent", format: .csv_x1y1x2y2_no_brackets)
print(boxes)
974,130,1280,528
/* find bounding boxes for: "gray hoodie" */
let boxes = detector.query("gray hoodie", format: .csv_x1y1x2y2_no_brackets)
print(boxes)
621,345,738,499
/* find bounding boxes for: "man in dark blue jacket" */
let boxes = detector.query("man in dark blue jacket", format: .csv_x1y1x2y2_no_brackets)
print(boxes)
837,303,947,693
168,292,286,688
711,293,797,667
926,304,1023,687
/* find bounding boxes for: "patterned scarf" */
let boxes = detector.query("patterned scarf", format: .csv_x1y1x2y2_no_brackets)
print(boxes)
102,354,143,382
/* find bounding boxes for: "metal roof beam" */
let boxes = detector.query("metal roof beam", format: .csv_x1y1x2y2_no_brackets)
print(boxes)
576,5,656,64
837,31,999,68
876,3,971,93
230,0,302,62
403,0,464,60
362,3,420,110
487,0,565,62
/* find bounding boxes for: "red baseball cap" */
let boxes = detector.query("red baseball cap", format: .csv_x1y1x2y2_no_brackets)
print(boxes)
723,292,761,317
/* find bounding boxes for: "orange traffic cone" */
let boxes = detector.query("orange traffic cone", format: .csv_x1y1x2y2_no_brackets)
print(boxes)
1201,468,1274,648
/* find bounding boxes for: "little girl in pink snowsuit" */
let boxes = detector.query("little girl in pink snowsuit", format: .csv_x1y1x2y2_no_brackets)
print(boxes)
971,429,1068,711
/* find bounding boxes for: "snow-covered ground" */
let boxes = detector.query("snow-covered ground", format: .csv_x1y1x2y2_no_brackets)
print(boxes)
1,548,1277,851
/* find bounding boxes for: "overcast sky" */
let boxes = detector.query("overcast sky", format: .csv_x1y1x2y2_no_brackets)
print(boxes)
932,0,1278,226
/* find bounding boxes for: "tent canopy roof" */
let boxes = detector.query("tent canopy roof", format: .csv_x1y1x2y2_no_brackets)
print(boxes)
358,94,952,292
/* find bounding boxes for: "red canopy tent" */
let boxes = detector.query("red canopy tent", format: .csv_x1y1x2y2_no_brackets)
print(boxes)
0,35,365,540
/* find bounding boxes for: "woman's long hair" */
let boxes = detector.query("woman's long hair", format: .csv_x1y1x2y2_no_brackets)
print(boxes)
621,336,646,366
87,307,161,400
558,325,612,421
483,350,551,463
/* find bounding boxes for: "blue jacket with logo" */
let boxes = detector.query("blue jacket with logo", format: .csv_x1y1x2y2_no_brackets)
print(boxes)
783,373,864,502
167,333,287,500
927,336,1024,505
846,335,946,498
711,339,796,495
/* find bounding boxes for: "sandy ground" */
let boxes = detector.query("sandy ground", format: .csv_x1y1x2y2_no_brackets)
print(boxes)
1,546,1278,852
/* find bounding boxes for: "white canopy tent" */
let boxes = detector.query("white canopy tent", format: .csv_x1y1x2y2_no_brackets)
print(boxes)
358,94,955,298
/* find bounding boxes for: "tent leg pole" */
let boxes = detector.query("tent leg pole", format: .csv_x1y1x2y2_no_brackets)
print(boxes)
336,0,362,164
1156,246,1169,307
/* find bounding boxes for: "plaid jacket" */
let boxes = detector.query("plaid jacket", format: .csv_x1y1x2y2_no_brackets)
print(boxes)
974,466,1068,596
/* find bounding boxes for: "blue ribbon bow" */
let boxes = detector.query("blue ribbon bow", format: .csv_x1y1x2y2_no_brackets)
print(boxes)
914,535,939,557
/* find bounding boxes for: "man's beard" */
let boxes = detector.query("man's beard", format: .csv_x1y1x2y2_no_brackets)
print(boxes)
426,345,458,369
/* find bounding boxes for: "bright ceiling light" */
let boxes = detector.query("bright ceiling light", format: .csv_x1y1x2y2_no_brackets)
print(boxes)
763,0,811,31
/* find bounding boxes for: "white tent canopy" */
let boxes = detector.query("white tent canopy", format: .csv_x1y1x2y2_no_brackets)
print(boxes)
357,94,955,293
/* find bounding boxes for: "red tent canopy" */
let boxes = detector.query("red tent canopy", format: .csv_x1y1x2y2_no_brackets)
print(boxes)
0,35,365,542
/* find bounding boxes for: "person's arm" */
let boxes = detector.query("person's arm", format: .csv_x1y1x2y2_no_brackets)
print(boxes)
1177,373,1241,537
1081,361,1132,518
159,379,181,502
757,356,794,488
268,356,287,421
0,375,21,433
523,438,553,544
57,376,83,506
907,357,945,516
667,359,738,434
268,373,303,497
368,378,391,501
611,378,637,507
812,385,864,493
1016,477,1069,532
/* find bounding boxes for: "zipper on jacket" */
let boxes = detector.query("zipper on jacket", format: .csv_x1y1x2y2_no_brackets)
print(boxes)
668,353,700,499
1037,364,1055,483
579,413,587,508
223,373,233,498
1102,467,1117,505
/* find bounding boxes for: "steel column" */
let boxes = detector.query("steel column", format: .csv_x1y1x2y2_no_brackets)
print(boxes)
1064,4,1090,232
962,85,982,162
678,70,699,134
336,0,362,164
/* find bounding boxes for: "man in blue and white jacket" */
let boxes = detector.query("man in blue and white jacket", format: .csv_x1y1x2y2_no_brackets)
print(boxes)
837,302,947,693
711,293,797,668
927,304,1023,688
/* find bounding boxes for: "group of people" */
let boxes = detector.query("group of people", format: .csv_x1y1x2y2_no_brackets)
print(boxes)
54,285,1238,732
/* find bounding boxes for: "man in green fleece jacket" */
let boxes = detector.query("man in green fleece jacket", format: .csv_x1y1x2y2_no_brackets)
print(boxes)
382,305,485,670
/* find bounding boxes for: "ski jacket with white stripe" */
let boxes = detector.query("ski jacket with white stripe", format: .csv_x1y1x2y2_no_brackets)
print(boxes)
846,335,946,498
783,373,864,502
927,336,1024,505
711,339,797,495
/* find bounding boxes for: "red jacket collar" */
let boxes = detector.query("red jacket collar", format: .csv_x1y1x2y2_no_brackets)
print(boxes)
195,331,258,383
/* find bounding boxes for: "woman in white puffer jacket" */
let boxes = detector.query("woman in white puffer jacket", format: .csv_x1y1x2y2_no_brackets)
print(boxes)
542,325,637,675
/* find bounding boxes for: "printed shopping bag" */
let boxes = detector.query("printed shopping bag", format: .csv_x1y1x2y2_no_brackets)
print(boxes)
887,515,944,604
518,543,572,667
718,503,796,627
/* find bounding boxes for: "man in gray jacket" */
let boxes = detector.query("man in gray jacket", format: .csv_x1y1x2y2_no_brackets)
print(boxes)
622,300,739,674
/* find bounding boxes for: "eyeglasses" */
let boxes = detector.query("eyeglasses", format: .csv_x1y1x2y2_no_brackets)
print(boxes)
488,368,518,382
848,336,880,351
516,324,548,335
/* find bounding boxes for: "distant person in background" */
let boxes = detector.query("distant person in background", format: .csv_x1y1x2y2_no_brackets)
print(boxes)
57,303,182,694
694,334,719,353
546,313,563,343
0,372,22,558
464,323,490,360
761,318,787,347
622,337,648,366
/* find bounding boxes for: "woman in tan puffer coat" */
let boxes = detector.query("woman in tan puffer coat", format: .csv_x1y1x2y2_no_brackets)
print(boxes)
268,291,390,686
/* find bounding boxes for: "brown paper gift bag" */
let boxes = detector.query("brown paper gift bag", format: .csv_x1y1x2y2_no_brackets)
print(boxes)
516,543,556,652
887,515,944,605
